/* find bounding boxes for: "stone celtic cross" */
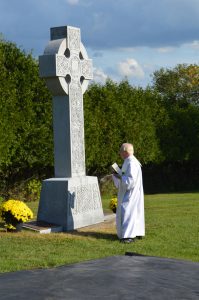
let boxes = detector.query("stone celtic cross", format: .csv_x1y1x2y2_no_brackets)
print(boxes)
39,26,93,178
37,26,104,230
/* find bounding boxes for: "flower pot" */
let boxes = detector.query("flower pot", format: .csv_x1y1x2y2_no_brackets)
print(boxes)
7,222,23,232
3,212,23,232
15,222,23,232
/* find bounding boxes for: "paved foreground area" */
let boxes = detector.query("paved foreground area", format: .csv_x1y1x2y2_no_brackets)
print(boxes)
0,255,198,299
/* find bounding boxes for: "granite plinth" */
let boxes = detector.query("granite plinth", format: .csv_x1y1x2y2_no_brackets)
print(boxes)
37,176,104,231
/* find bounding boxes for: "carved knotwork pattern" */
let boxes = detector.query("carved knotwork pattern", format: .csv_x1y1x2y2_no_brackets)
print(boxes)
70,83,85,174
70,56,81,82
68,28,80,51
82,60,93,79
68,183,102,215
70,56,80,76
56,56,69,76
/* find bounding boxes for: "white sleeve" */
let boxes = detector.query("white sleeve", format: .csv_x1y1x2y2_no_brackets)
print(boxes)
112,174,120,188
121,162,139,190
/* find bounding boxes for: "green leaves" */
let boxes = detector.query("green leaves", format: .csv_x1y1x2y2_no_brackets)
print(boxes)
84,80,162,174
152,64,199,106
0,38,53,180
0,35,198,193
152,63,199,162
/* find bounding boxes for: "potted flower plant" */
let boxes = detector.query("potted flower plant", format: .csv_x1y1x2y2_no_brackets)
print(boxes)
0,199,33,231
109,197,117,214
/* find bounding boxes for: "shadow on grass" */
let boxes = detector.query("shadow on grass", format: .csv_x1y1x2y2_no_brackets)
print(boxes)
68,230,118,241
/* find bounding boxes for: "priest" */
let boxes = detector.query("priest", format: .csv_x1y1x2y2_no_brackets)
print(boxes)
112,143,145,243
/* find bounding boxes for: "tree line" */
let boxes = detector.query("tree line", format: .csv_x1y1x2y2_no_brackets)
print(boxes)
0,37,198,194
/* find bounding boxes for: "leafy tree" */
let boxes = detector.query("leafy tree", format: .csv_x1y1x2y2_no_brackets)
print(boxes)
156,104,199,162
1,36,198,193
84,79,163,175
152,63,199,163
152,64,199,107
0,37,53,182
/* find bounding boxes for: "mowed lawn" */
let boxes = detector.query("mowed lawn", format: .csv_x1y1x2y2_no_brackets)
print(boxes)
0,193,198,273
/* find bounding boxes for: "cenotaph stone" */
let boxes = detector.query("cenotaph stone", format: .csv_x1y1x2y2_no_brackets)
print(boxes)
37,26,104,230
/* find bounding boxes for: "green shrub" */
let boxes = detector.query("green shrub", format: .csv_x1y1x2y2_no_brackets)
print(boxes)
26,179,42,202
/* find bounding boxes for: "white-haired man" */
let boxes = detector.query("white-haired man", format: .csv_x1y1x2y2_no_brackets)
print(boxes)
112,143,145,243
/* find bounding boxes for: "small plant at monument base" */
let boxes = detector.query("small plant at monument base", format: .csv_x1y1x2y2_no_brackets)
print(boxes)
109,197,117,213
26,179,42,201
0,199,33,231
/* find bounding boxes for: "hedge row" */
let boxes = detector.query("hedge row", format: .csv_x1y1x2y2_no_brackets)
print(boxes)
0,38,199,193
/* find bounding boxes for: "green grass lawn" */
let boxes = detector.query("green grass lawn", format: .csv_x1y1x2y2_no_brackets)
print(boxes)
0,193,198,273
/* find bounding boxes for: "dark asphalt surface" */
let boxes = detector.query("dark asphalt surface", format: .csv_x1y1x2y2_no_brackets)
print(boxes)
0,254,198,299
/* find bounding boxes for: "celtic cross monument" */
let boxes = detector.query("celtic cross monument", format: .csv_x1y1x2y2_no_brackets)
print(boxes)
37,26,104,230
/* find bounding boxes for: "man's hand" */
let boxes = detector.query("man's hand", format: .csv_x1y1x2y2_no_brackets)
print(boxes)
113,173,122,179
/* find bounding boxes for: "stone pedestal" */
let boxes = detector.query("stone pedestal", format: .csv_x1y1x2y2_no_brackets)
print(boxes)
37,176,104,231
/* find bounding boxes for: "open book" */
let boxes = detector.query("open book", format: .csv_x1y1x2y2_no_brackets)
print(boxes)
111,163,122,176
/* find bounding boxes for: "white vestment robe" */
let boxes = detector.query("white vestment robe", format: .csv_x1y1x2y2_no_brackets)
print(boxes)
113,155,145,239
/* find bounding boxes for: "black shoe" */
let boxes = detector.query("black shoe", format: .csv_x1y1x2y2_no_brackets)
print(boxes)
120,238,135,243
136,236,143,240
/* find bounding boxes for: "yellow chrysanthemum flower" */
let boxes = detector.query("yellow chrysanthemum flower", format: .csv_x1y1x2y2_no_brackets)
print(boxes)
109,197,117,213
0,199,33,230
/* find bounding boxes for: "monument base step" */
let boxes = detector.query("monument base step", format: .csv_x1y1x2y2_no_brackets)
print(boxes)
23,215,114,234
22,221,63,234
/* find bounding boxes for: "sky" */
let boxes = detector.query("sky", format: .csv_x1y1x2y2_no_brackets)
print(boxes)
0,0,199,87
